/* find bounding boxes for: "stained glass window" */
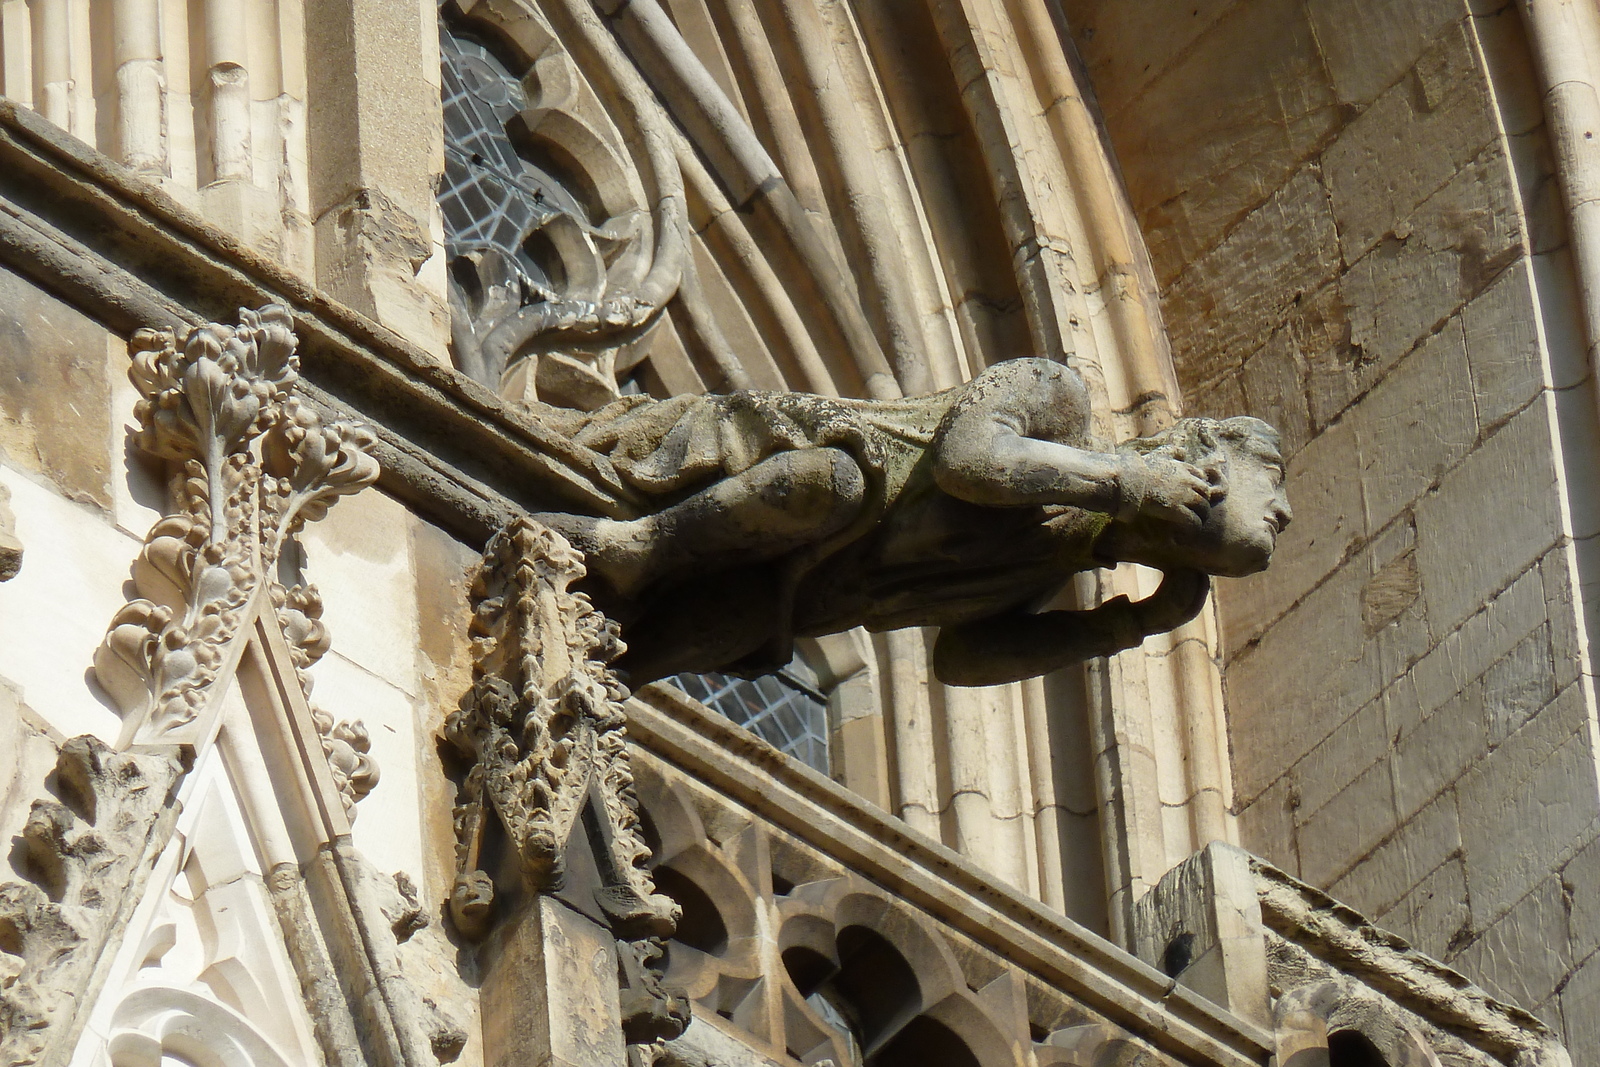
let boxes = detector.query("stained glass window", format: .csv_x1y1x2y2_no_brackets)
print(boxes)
438,25,586,286
667,657,831,774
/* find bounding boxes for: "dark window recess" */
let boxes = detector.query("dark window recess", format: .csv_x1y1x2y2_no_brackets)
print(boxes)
1327,1030,1391,1067
668,656,830,773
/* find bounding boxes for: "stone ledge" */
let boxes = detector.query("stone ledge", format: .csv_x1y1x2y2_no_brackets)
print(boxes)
1252,857,1566,1064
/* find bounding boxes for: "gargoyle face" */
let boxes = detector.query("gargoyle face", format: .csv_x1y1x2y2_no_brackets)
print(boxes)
1200,430,1291,577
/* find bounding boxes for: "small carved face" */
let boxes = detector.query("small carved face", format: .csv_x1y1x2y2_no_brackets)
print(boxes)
1204,428,1291,576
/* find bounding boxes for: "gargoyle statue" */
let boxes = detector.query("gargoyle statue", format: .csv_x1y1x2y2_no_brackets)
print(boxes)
533,357,1290,686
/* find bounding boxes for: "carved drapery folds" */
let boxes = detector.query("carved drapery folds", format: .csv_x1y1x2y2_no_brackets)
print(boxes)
446,516,687,1041
92,307,381,785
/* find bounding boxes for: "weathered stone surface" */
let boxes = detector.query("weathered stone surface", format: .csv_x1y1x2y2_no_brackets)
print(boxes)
1462,259,1547,430
1482,624,1558,745
1117,0,1341,287
479,899,627,1067
1165,167,1342,395
1389,683,1486,824
1057,0,1238,118
1388,855,1470,961
1361,519,1435,687
1296,757,1394,888
1228,550,1380,803
303,487,422,696
1292,694,1387,820
0,466,137,741
1237,774,1300,878
1459,684,1598,927
1328,789,1462,920
1305,0,1465,108
1322,20,1499,263
1559,948,1600,1058
1131,843,1271,1026
1453,877,1572,1014
1415,401,1563,637
0,264,115,509
1408,558,1546,718
1239,326,1313,458
1294,283,1371,430
1561,834,1600,962
1352,317,1479,533
1343,144,1523,373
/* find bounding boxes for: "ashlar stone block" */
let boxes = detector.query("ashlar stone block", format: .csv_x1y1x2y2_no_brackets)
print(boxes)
1322,19,1499,264
1296,756,1395,889
1291,692,1387,819
1126,0,1340,286
1305,0,1465,108
0,264,115,510
1407,557,1545,719
1452,876,1572,1014
1387,854,1470,961
1239,325,1313,459
1237,774,1300,879
1227,549,1381,804
1482,624,1558,745
1351,316,1478,535
1130,842,1271,1027
1389,681,1485,824
1561,833,1600,963
1164,166,1341,395
1459,683,1598,927
1327,787,1461,919
1461,258,1546,431
1415,400,1563,637
1217,415,1362,658
479,897,627,1067
1343,143,1523,374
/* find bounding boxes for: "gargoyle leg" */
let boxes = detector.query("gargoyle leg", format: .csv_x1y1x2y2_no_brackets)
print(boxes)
539,447,866,599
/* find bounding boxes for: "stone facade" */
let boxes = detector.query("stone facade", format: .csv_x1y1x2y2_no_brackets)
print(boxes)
0,1,1592,1065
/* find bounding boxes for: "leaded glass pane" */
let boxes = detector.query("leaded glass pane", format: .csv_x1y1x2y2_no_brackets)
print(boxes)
665,658,830,774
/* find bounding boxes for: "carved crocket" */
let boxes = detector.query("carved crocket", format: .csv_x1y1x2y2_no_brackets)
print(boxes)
533,358,1290,686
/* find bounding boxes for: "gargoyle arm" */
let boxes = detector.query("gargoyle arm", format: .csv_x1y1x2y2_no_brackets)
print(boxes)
930,359,1132,511
930,569,1210,686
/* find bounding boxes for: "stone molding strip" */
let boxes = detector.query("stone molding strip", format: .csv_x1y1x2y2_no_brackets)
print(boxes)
0,101,643,548
628,682,1275,1067
1252,858,1568,1066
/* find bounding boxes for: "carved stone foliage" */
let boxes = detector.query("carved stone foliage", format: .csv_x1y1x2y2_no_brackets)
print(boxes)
440,0,687,408
445,516,687,1039
92,306,381,783
0,737,183,1067
0,481,20,582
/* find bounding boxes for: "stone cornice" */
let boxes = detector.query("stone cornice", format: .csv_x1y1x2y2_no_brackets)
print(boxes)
0,100,642,547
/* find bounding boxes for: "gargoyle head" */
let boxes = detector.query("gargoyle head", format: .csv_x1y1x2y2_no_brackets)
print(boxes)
1118,416,1291,578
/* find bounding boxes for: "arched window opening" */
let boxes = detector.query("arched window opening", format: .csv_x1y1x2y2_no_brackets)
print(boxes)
669,653,830,773
651,865,728,956
871,1016,981,1067
1328,1030,1391,1067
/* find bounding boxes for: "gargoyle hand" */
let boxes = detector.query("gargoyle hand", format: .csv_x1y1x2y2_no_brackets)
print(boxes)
1118,453,1220,527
